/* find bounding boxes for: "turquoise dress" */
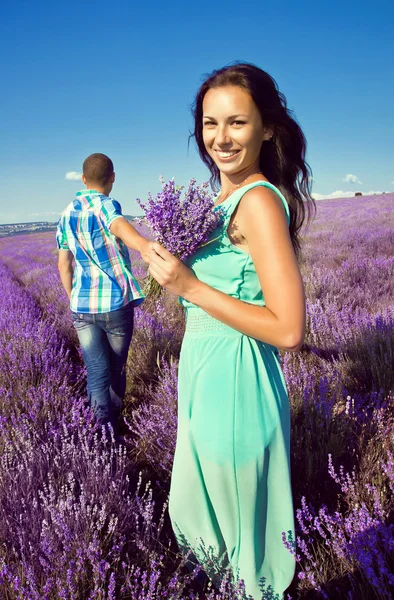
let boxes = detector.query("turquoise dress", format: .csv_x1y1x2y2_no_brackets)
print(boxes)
169,181,295,599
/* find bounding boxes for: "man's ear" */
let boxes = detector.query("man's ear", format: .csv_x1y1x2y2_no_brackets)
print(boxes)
111,172,115,184
82,174,87,185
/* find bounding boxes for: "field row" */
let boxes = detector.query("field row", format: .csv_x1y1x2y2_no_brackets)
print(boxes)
0,193,393,598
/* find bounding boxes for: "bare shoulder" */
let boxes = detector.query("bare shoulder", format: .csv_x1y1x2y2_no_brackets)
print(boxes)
238,185,288,224
235,185,290,245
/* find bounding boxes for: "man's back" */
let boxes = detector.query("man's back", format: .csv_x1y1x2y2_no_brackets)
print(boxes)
56,152,150,429
56,189,143,313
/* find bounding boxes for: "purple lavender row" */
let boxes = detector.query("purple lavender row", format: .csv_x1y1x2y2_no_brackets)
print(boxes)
1,261,255,599
0,191,393,598
0,261,258,599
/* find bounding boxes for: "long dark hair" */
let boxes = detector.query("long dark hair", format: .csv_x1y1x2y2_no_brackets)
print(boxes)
191,62,315,255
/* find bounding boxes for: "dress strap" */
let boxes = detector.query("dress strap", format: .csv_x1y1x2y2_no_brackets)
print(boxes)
224,181,290,226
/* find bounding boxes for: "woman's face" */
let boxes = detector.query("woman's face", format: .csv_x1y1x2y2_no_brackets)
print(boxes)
202,85,272,177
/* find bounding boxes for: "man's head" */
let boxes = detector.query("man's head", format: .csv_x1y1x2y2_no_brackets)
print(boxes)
82,153,115,195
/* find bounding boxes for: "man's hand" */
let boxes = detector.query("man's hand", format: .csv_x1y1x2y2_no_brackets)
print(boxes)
137,238,154,264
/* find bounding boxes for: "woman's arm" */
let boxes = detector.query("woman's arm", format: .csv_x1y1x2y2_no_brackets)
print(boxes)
148,187,306,351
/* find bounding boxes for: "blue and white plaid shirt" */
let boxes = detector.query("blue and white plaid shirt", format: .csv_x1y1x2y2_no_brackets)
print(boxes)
56,190,144,313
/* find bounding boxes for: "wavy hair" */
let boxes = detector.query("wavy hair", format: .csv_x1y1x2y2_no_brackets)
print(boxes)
191,62,316,255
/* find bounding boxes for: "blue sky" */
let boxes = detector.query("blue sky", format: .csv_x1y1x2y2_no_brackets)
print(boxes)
1,0,393,224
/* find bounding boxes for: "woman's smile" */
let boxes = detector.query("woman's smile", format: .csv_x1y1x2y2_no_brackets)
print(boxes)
214,149,241,161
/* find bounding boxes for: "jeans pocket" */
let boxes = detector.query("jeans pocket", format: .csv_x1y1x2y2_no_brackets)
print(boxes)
71,312,84,323
105,304,134,335
71,312,93,328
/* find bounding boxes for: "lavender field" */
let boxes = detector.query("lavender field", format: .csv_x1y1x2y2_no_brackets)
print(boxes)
0,192,393,600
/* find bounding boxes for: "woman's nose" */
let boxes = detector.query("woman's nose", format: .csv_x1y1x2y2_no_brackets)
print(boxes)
215,126,231,146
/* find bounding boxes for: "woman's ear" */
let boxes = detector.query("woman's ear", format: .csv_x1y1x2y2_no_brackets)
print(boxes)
263,127,274,141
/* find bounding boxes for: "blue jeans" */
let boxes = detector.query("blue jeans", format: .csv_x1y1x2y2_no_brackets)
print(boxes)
71,302,134,426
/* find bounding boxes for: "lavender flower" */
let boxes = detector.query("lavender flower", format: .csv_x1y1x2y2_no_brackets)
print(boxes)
137,177,224,297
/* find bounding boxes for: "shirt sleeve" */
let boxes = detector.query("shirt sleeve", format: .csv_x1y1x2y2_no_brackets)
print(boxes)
56,216,69,250
99,199,123,229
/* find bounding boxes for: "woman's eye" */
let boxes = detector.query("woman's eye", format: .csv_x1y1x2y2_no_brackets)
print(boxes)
232,120,246,126
203,121,215,127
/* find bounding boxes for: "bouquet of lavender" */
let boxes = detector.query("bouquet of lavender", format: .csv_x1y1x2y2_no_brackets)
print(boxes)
137,177,224,298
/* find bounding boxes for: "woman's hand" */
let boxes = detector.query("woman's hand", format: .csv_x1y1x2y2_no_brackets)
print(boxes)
148,242,199,298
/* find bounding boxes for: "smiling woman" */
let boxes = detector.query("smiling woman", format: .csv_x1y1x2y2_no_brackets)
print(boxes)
193,64,315,256
147,62,315,599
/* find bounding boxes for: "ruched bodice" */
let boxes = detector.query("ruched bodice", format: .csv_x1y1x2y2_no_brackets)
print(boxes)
180,180,290,309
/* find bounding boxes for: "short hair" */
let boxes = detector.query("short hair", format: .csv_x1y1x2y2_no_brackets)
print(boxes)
83,153,114,185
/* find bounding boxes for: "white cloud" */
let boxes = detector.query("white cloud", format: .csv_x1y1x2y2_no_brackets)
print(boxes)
343,173,362,184
31,211,61,217
65,171,82,181
313,190,383,200
313,190,354,200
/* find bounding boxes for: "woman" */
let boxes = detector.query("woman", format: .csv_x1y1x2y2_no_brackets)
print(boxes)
148,63,314,599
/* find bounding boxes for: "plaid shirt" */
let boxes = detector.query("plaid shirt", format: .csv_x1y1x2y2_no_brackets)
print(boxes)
56,190,144,313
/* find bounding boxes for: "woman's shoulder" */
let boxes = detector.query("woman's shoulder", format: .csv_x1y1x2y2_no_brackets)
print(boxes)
237,182,290,226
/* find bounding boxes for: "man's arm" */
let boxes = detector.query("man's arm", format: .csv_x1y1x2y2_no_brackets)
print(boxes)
57,249,74,299
109,217,152,263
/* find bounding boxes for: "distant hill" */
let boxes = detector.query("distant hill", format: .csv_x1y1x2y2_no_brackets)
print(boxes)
0,221,57,238
0,216,144,238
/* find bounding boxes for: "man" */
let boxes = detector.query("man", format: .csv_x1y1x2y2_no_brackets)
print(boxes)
57,153,151,429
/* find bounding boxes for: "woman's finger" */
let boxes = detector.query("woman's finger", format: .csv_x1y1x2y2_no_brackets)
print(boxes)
149,250,168,270
152,242,173,260
149,255,168,277
149,263,166,286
